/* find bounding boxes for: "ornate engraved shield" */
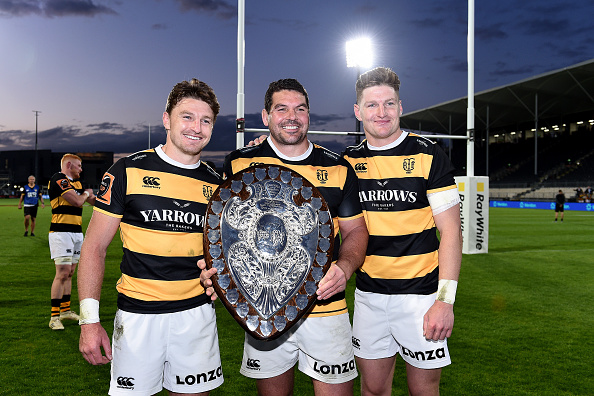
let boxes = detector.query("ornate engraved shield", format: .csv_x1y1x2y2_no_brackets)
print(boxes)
203,165,334,340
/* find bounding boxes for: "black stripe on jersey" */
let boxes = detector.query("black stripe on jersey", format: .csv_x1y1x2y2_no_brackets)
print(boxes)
50,223,83,233
367,230,439,258
357,177,429,211
121,250,202,281
319,290,345,306
50,205,83,216
121,195,208,233
356,267,439,295
117,293,210,314
317,186,347,219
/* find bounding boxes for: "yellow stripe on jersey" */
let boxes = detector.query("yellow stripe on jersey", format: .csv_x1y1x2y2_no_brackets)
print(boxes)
50,213,82,226
357,153,433,180
116,274,205,301
120,223,203,257
360,251,439,279
230,159,347,189
230,157,286,173
364,207,435,237
308,299,348,316
427,184,458,195
93,206,123,218
125,168,216,204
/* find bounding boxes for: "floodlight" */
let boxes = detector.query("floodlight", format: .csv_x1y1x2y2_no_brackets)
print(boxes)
346,38,373,69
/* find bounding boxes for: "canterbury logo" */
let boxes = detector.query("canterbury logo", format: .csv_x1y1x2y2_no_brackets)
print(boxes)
117,377,135,387
142,176,161,188
403,158,415,174
250,162,265,167
246,358,261,369
354,162,367,172
316,169,328,183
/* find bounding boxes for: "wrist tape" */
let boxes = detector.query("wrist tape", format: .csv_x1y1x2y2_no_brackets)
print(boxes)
79,298,100,325
436,279,458,305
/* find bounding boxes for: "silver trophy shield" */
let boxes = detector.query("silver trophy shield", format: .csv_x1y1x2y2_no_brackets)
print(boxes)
203,164,334,340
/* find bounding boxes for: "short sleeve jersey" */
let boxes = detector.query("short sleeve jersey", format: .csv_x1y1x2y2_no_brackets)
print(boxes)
94,147,222,314
48,172,84,233
343,132,457,295
223,139,364,316
22,184,42,207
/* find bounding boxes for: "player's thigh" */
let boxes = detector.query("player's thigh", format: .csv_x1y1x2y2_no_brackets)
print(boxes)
296,313,357,384
356,355,396,396
390,294,451,370
240,328,300,379
109,310,167,395
163,304,224,394
49,232,78,259
353,289,399,359
405,363,441,396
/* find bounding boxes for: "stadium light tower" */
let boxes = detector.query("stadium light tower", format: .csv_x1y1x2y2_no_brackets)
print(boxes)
33,110,41,180
346,37,373,144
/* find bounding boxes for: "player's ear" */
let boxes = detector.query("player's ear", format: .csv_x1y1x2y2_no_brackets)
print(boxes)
163,111,171,131
262,109,270,127
354,104,361,121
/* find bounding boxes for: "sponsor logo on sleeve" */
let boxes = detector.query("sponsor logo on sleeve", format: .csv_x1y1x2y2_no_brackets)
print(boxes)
58,178,71,190
96,172,115,205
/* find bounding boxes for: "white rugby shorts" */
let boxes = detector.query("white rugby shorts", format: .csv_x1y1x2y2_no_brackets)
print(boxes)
240,313,357,384
352,289,451,369
108,304,224,395
48,232,83,261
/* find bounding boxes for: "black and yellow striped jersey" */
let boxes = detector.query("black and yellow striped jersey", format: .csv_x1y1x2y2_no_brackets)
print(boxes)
94,147,222,314
223,139,364,316
343,132,457,295
48,172,84,233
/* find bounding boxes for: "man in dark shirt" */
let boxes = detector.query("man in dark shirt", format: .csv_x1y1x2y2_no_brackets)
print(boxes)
555,190,565,222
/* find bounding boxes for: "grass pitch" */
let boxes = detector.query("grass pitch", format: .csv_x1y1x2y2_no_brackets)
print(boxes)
0,199,592,395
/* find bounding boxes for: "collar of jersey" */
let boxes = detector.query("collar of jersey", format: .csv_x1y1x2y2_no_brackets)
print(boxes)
367,131,409,151
268,138,313,161
155,144,201,169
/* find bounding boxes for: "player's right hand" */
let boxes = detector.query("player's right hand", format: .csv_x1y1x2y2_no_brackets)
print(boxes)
79,322,112,365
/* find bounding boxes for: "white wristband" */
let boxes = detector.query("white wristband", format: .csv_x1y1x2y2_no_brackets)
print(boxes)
82,191,90,198
79,298,100,325
436,279,458,305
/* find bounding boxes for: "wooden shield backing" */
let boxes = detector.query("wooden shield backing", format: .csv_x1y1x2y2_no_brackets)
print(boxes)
203,164,334,340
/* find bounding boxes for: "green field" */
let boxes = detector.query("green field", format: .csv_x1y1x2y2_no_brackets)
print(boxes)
0,199,592,395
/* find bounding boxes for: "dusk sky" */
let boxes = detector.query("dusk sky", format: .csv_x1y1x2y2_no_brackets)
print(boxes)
1,0,593,166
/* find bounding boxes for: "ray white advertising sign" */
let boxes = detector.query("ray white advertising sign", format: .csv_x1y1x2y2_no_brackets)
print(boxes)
455,176,489,254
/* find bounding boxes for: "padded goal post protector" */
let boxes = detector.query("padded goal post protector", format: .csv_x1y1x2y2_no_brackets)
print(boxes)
455,176,489,254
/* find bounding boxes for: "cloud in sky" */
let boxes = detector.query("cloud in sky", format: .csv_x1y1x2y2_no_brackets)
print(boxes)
1,0,593,167
0,0,117,18
174,0,236,20
0,111,354,165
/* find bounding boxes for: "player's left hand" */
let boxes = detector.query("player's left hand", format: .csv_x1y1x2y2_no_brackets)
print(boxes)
423,300,454,341
247,134,267,147
197,258,218,301
316,263,347,300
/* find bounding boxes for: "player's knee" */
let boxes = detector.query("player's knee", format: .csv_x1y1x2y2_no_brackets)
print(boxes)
54,257,73,280
362,379,391,396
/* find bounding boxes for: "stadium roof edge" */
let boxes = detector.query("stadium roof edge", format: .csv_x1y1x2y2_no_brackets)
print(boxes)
400,58,594,135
